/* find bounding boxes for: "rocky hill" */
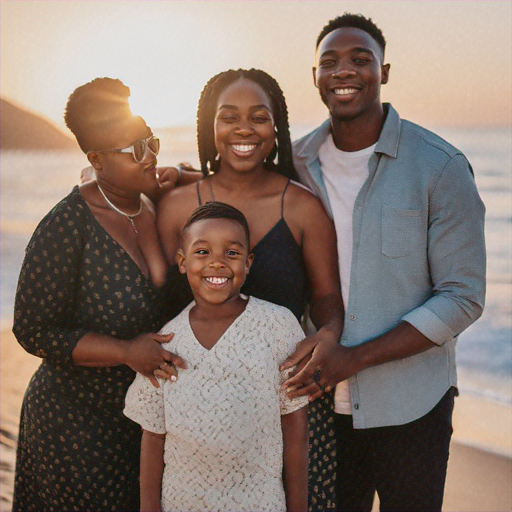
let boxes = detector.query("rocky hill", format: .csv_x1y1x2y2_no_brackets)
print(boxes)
0,98,78,151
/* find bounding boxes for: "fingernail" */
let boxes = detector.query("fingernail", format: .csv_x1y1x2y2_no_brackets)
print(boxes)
171,375,177,382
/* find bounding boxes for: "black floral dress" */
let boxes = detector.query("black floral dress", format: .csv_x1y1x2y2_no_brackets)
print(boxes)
12,186,173,512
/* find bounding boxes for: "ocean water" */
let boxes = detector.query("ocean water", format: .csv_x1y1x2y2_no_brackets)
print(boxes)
1,125,511,407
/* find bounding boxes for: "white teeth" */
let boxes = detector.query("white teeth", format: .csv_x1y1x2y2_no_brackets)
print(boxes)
334,88,358,95
205,277,228,285
231,144,257,153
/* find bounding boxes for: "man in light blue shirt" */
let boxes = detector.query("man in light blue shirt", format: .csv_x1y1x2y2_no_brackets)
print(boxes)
284,13,486,512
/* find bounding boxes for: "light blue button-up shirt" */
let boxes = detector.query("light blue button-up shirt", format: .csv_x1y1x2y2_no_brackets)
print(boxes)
293,104,486,428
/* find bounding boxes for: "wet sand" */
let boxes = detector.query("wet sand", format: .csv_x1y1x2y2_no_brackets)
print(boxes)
1,328,511,512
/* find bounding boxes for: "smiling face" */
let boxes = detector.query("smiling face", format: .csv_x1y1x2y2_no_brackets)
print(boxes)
214,78,276,174
87,115,159,195
177,218,253,306
314,27,390,123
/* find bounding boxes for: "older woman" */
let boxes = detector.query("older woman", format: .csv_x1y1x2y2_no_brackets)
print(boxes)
12,78,185,512
157,69,344,511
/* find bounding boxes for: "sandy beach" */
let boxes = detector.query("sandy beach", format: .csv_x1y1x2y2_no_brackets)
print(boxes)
1,327,510,512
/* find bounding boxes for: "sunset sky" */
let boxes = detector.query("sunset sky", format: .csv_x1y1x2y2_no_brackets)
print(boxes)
1,0,511,136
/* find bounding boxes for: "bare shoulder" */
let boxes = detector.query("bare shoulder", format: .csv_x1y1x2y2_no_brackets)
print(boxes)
285,180,329,219
157,182,200,223
159,181,198,209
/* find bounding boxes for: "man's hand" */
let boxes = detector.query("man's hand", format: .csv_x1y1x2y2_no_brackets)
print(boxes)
283,336,361,401
283,321,437,400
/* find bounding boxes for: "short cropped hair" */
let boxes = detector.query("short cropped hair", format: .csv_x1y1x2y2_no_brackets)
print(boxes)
64,77,134,153
182,202,251,247
316,13,386,57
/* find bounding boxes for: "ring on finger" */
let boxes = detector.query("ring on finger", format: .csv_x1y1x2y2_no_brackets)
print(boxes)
312,368,325,392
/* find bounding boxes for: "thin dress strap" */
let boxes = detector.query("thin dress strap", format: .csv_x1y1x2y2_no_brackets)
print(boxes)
281,178,291,218
196,180,203,206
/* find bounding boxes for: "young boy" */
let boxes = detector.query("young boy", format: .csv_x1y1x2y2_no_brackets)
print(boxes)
124,201,309,512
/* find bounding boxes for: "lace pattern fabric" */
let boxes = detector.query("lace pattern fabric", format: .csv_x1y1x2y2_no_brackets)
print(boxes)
124,297,308,512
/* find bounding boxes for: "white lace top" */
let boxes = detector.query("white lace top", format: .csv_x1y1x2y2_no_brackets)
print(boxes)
124,296,308,512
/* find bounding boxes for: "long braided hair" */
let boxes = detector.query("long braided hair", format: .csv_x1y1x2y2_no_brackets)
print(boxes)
196,69,297,180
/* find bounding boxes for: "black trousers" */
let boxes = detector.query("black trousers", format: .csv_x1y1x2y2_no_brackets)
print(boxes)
334,387,456,512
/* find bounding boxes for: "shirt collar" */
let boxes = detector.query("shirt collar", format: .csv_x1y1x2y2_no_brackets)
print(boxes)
296,103,401,161
375,103,401,158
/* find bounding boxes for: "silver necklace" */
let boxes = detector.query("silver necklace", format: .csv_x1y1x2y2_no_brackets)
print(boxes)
97,183,142,235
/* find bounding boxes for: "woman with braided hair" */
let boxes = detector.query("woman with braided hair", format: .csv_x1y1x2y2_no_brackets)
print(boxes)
157,68,343,511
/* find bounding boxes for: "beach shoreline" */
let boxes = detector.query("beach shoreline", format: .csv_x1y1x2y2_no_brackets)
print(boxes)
1,327,511,511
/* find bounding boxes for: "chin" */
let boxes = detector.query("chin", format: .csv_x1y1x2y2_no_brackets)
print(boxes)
329,105,363,123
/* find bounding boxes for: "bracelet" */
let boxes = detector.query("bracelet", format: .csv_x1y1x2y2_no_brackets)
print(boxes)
175,164,183,185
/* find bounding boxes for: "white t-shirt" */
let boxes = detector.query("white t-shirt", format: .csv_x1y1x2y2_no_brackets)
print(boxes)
318,134,376,415
124,297,308,512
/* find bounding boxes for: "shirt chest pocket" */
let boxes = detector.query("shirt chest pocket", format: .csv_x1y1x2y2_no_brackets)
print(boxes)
381,205,424,258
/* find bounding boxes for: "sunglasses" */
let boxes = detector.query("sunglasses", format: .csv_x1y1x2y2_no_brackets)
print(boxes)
88,135,160,163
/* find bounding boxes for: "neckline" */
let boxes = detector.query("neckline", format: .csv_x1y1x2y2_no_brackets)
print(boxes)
251,217,286,253
196,177,294,253
186,296,251,352
74,186,161,289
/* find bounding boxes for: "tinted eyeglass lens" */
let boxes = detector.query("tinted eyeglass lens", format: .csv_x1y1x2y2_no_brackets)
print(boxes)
132,137,160,162
148,137,160,156
130,140,142,162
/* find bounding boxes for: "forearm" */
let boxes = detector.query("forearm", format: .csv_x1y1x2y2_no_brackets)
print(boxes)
309,292,344,340
351,321,436,373
179,169,202,186
282,408,309,512
284,320,437,397
72,332,130,367
72,331,181,386
140,430,165,512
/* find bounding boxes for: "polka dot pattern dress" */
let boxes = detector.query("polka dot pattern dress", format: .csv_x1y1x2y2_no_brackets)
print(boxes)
12,186,173,512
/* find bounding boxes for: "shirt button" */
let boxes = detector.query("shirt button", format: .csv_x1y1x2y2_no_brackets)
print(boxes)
354,403,359,410
349,314,356,321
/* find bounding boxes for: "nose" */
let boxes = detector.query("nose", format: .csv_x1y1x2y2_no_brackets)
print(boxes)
332,67,357,79
234,118,254,137
209,260,225,269
331,60,357,79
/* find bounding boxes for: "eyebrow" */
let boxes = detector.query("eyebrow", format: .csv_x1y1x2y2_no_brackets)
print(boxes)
352,47,376,56
228,240,246,248
191,239,209,247
320,47,375,58
217,104,271,112
190,239,246,248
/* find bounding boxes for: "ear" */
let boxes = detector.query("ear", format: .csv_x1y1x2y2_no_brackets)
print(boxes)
312,67,318,88
246,253,254,274
381,63,390,85
87,151,102,171
175,249,186,274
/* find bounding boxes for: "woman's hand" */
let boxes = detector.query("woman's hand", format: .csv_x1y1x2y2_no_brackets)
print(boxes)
124,332,187,388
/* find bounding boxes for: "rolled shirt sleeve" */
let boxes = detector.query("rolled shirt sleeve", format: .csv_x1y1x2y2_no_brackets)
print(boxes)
402,154,486,345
